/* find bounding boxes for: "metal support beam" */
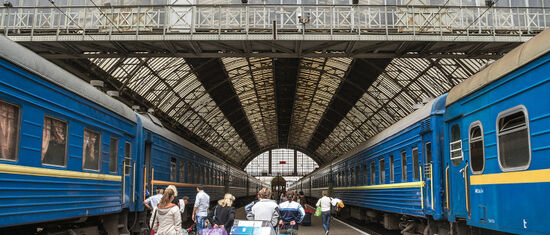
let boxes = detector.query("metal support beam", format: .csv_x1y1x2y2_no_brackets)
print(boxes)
293,149,297,176
268,150,272,175
274,58,300,148
187,58,261,157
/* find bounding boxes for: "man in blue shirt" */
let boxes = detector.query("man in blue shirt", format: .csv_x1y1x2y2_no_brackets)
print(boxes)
278,191,305,233
192,185,210,235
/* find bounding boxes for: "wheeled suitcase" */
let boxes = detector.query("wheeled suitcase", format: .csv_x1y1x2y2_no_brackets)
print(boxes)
301,208,312,226
301,212,312,226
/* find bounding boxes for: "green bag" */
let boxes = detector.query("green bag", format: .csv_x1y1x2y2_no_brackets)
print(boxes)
314,206,322,217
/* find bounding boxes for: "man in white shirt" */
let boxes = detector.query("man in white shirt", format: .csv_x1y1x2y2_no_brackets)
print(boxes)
192,185,210,235
316,190,332,235
143,188,164,210
247,187,280,228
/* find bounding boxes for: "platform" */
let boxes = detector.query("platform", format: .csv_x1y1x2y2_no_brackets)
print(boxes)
235,205,367,235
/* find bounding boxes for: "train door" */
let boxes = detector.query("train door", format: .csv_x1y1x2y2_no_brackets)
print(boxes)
422,132,433,213
448,121,469,219
123,142,135,205
144,142,152,198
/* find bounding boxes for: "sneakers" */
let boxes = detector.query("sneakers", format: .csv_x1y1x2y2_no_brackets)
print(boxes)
325,231,329,235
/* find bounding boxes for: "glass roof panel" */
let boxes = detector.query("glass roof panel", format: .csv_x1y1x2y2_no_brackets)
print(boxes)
222,57,277,148
316,57,491,158
289,57,351,149
89,57,250,161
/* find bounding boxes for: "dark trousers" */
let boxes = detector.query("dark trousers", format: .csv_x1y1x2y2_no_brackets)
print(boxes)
321,211,331,232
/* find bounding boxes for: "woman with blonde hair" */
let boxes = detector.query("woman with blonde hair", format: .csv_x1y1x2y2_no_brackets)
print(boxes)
208,193,236,234
150,188,182,235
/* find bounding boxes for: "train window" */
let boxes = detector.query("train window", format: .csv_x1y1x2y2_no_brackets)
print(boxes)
355,166,360,186
450,124,463,166
124,142,131,174
425,142,432,163
109,138,118,173
362,164,367,185
350,168,354,186
390,155,394,182
497,107,531,171
379,158,385,184
413,148,419,180
348,167,354,186
370,162,375,185
188,163,193,183
195,165,199,183
469,122,484,174
0,101,19,161
179,160,185,182
213,170,217,185
170,158,176,181
83,129,101,171
401,151,407,182
42,117,67,167
203,166,207,184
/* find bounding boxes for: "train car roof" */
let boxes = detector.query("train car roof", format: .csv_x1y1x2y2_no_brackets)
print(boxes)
447,28,550,106
139,113,227,165
330,94,447,167
0,36,137,123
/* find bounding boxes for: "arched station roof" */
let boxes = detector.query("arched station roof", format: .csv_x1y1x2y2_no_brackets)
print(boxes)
66,55,489,168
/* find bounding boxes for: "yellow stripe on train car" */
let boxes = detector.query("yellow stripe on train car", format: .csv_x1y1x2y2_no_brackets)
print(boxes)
334,181,424,190
152,180,225,188
0,163,121,181
470,169,550,185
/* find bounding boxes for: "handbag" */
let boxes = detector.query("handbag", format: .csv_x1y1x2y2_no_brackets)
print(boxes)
150,208,158,235
314,206,322,217
201,227,227,235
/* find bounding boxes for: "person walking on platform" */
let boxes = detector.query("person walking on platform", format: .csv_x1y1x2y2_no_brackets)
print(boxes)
192,184,210,235
247,187,280,228
150,188,182,235
316,190,332,235
144,188,164,210
245,192,261,214
208,193,236,235
166,185,180,206
178,196,191,230
278,191,305,234
297,191,306,208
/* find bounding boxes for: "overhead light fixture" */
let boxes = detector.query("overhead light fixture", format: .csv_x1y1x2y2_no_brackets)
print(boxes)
3,0,13,7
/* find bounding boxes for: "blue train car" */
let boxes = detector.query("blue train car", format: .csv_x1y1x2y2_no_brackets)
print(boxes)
138,113,227,208
0,35,264,233
331,95,446,220
0,36,139,231
296,95,447,232
444,29,550,234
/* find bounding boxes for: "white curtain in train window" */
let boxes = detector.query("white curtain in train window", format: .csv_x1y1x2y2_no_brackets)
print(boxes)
83,129,101,170
42,117,67,166
0,101,18,161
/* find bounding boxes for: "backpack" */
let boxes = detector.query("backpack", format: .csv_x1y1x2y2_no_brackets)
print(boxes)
329,198,341,215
